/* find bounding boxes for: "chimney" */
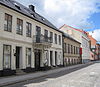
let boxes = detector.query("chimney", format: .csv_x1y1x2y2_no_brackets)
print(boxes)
29,5,35,12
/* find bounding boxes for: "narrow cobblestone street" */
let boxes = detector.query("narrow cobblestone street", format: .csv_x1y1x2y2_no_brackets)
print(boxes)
4,62,100,87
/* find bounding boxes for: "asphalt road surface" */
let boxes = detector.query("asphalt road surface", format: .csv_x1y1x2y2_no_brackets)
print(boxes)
4,62,100,87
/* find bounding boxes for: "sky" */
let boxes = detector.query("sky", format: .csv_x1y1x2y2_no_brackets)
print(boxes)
16,0,100,42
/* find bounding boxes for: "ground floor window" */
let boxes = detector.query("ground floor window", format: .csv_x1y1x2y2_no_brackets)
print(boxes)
26,48,31,67
3,45,11,69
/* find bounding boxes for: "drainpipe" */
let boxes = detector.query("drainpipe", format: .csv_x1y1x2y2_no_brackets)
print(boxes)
62,35,64,67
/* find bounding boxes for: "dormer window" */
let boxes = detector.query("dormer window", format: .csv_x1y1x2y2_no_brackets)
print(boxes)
42,18,45,21
31,13,35,17
14,2,21,10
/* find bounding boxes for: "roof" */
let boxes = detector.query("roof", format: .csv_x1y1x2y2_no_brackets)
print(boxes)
0,0,62,33
60,24,87,34
63,32,81,44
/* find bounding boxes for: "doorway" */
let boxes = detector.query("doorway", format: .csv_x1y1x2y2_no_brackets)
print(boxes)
55,51,57,65
50,51,53,66
35,50,41,70
16,47,21,69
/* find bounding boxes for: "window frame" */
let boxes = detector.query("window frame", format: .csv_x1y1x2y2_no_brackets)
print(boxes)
44,29,48,42
55,34,57,44
68,44,70,53
4,13,12,32
3,44,11,69
16,18,23,35
64,43,67,53
50,32,53,43
59,35,61,45
26,48,31,67
26,22,32,37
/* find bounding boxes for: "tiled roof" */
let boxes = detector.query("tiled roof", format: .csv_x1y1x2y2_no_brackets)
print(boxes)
0,0,62,33
60,24,88,35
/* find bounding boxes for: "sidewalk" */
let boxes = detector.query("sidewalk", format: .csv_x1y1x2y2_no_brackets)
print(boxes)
0,62,93,86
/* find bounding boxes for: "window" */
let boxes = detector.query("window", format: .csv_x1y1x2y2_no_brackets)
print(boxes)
44,29,48,42
64,43,67,53
4,13,12,32
68,44,70,53
59,35,61,45
26,22,32,37
16,18,23,35
26,48,31,67
66,44,68,53
71,45,73,54
3,45,11,69
74,46,75,54
76,47,78,54
55,34,57,44
50,32,53,43
77,47,79,54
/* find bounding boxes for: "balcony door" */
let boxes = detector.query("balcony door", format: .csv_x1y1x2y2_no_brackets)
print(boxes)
44,29,48,42
36,26,41,43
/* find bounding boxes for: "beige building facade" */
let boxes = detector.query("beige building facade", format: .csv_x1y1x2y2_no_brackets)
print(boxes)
63,33,81,66
0,0,63,76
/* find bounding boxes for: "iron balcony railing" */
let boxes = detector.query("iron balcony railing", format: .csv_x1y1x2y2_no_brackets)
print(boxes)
33,34,51,44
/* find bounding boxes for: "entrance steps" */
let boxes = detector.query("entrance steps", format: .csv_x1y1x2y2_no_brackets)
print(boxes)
16,69,26,75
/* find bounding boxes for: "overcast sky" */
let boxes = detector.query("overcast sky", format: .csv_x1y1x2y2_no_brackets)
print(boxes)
16,0,100,41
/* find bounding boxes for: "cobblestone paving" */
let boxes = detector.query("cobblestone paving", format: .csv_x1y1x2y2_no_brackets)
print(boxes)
5,62,100,87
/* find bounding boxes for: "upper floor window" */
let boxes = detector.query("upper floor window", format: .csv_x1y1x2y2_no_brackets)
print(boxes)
4,13,12,32
59,35,61,45
55,34,57,44
16,18,23,35
68,44,70,53
64,43,67,53
77,47,79,54
44,29,48,42
26,22,32,37
50,32,53,43
74,46,75,54
71,45,73,54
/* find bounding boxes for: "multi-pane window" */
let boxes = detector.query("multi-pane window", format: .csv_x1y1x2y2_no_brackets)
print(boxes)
59,35,61,45
55,34,57,44
76,47,77,54
64,43,67,53
74,46,75,54
44,29,48,42
26,48,31,67
26,22,32,37
68,44,70,53
77,47,79,54
3,45,11,69
4,13,12,32
50,32,53,43
16,18,23,35
71,45,73,54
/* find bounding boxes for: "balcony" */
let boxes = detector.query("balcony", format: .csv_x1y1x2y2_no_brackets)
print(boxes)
33,34,52,49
